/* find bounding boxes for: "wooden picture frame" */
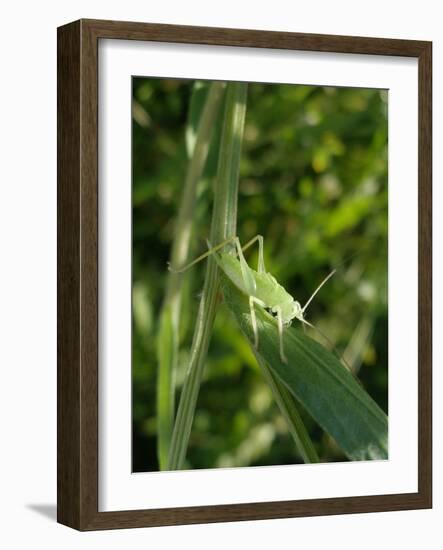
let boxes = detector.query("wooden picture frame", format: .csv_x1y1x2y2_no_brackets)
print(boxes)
57,18,432,530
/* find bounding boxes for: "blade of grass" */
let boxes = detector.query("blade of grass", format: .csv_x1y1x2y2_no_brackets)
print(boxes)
167,82,248,470
156,82,226,470
253,352,319,463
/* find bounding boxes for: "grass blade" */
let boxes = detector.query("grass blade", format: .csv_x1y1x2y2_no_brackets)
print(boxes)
167,82,248,470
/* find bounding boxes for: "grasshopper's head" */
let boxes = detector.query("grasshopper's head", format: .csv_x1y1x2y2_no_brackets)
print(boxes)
289,300,304,322
280,299,303,325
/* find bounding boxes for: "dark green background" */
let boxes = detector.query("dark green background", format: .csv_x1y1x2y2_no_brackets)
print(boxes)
132,78,388,472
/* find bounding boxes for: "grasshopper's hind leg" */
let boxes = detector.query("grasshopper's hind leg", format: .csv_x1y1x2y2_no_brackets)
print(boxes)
249,295,266,350
241,234,266,273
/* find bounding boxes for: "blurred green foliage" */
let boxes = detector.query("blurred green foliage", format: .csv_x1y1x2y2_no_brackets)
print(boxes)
132,78,388,472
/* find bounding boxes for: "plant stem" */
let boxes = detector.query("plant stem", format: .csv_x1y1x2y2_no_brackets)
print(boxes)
254,353,319,463
156,82,226,470
167,82,248,470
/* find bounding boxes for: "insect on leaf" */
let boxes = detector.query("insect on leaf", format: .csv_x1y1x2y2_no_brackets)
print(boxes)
221,274,388,461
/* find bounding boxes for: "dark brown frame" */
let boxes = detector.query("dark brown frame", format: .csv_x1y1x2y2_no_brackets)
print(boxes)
57,18,432,531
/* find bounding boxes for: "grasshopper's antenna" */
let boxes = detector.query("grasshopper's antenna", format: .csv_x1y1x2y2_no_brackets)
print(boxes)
302,269,336,313
300,317,352,372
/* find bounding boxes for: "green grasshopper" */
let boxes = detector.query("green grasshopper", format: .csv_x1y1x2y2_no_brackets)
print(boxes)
170,235,336,364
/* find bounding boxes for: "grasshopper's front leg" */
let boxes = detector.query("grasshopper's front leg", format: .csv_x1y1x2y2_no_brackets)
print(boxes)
249,295,266,350
250,297,288,364
274,306,288,364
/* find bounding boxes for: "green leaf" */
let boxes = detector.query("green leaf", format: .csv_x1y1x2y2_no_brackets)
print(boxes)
222,276,388,461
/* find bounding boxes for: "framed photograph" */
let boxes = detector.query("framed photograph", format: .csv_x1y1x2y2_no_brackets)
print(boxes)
57,19,432,530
